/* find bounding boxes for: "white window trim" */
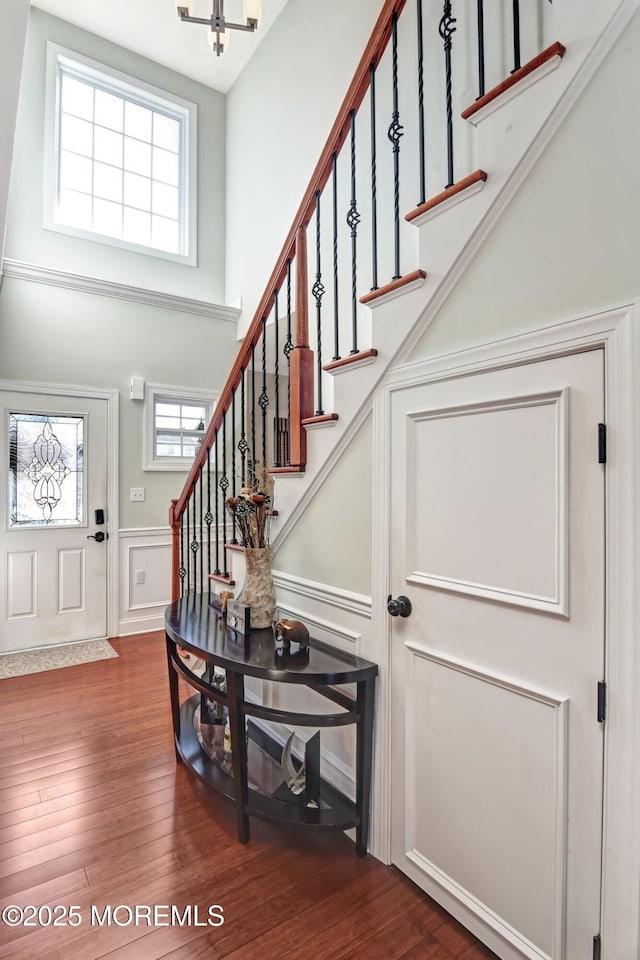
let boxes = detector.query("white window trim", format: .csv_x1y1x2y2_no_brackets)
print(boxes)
43,42,198,266
143,383,218,472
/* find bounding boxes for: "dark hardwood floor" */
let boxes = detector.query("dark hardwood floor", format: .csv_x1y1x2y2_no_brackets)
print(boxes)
0,631,497,959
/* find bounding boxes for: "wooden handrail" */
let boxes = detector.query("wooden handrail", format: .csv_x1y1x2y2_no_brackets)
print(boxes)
173,0,407,521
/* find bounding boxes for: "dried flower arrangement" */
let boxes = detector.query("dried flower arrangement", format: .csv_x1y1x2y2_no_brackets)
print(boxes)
225,464,274,549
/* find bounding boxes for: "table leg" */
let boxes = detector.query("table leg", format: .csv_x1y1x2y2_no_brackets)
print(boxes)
165,635,182,764
355,676,375,856
226,670,250,844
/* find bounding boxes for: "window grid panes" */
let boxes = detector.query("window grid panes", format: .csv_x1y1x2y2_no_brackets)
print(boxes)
8,413,85,527
54,57,189,257
154,400,207,460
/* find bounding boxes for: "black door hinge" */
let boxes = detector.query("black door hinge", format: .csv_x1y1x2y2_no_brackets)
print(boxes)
593,933,601,960
597,682,606,723
598,423,607,464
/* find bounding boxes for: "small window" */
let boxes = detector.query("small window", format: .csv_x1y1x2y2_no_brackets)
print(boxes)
44,43,197,263
144,385,217,471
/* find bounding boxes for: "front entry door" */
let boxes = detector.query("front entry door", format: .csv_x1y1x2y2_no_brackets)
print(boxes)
388,349,605,960
0,390,109,652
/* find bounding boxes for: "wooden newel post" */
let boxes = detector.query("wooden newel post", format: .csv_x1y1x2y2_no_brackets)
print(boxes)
288,225,315,470
169,499,181,603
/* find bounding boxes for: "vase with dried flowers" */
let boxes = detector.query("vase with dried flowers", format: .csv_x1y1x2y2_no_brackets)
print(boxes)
226,465,276,629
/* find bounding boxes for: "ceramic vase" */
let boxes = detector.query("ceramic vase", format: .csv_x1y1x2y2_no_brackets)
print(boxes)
240,546,276,628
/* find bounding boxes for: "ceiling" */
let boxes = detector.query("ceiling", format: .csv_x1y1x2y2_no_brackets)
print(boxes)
32,0,290,93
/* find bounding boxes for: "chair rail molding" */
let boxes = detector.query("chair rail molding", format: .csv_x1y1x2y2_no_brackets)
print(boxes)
1,258,240,322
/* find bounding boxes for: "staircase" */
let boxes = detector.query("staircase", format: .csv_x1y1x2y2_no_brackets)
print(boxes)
169,0,632,602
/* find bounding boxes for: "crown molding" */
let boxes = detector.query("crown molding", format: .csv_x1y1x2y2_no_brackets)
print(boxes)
0,258,240,323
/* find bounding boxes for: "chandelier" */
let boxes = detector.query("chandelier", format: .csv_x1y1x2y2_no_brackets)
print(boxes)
175,0,262,56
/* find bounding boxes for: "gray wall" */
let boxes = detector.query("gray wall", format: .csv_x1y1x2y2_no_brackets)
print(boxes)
0,0,29,263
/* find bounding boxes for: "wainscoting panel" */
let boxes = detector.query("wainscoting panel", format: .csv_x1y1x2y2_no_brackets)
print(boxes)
118,527,172,635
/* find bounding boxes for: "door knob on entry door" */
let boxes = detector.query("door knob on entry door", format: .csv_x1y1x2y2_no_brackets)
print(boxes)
87,531,106,542
387,595,412,618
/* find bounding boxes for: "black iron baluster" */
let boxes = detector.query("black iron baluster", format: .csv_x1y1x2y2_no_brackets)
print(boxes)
284,258,293,465
388,11,404,279
179,512,186,598
185,497,190,592
199,465,203,594
370,65,379,292
238,367,248,485
312,190,325,414
259,316,270,469
214,433,220,575
231,389,238,542
346,109,361,354
191,486,198,593
331,154,340,361
512,0,521,73
476,0,485,99
417,0,426,206
439,1,457,189
220,410,229,576
251,342,256,481
205,449,212,592
273,289,281,465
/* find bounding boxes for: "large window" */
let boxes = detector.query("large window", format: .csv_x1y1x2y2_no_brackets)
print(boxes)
143,385,217,471
45,44,196,263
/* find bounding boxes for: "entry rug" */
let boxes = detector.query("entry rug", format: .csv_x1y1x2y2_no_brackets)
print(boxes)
0,639,119,679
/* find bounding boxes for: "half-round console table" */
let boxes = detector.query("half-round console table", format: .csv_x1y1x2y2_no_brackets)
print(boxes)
165,593,378,856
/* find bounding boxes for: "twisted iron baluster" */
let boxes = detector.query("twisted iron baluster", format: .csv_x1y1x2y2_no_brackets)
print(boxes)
205,449,212,591
220,411,229,576
199,466,203,593
273,289,280,465
417,0,426,206
388,11,404,279
185,497,190,592
190,487,198,593
312,190,325,414
332,154,340,361
214,433,220,575
512,0,521,73
251,342,256,481
439,1,457,189
284,258,293,465
370,64,379,292
259,317,270,469
238,367,248,485
179,512,186,597
476,0,485,99
231,389,237,541
346,110,361,354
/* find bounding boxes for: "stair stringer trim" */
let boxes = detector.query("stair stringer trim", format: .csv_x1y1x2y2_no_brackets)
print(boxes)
270,0,637,555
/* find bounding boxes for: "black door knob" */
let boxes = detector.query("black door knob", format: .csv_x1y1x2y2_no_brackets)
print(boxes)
87,531,106,542
387,595,412,618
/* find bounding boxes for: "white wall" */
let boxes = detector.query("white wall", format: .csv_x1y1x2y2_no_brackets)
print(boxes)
0,0,29,264
225,0,383,330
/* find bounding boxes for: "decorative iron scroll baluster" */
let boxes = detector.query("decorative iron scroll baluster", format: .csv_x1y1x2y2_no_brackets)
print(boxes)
191,487,198,593
369,64,379,292
273,289,281,465
312,190,325,415
439,1,457,189
416,0,426,206
511,0,521,73
346,109,361,355
388,11,404,279
214,434,220,575
185,497,190,592
476,0,485,99
332,154,340,362
179,512,186,597
238,367,248,485
199,466,203,593
251,342,256,477
284,258,293,466
205,448,212,590
259,317,269,469
231,390,238,541
220,411,229,576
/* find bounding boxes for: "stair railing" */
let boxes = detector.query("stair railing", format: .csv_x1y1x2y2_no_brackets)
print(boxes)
170,0,555,601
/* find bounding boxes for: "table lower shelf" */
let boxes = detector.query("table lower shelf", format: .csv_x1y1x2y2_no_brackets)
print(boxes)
177,695,359,831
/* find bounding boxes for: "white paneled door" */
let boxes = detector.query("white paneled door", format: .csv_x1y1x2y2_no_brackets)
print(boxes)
0,391,108,652
388,349,605,960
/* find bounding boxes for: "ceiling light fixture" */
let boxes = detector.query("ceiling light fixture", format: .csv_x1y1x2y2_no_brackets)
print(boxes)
175,0,262,57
